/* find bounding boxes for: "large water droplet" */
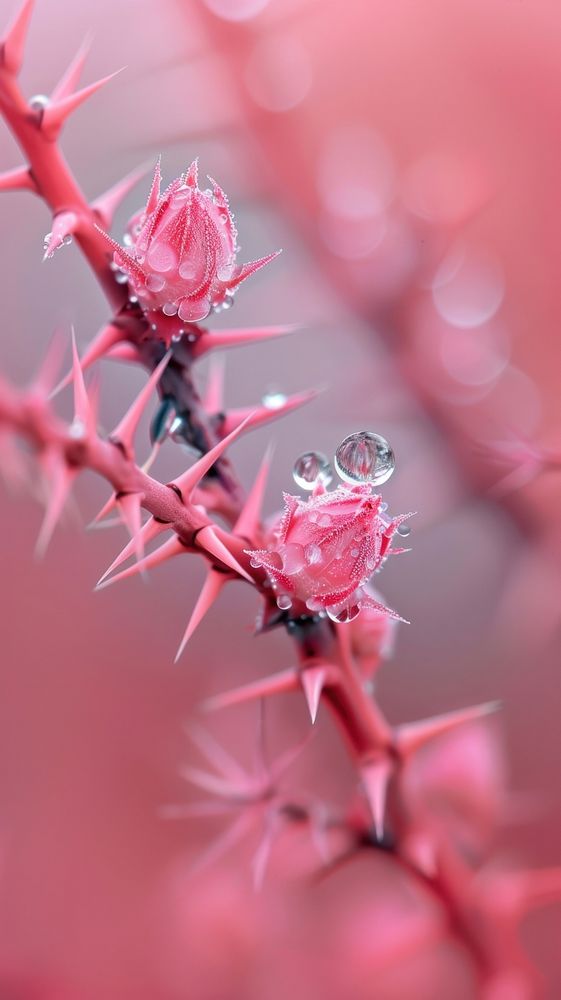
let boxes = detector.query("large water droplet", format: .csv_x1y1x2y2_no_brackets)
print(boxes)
292,451,333,491
326,602,361,624
397,523,411,538
334,431,395,486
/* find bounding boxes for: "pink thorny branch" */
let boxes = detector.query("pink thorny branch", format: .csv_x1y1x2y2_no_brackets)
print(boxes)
0,2,559,997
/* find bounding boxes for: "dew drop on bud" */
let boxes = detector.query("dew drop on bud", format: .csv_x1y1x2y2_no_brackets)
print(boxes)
280,542,305,575
115,271,129,285
326,602,361,624
177,297,211,322
29,94,50,111
334,431,395,486
146,274,165,292
163,301,178,316
262,389,287,409
276,595,292,611
397,523,411,537
292,451,333,491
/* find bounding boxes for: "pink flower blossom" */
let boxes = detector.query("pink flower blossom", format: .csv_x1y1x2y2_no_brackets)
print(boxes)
246,484,411,622
100,159,280,323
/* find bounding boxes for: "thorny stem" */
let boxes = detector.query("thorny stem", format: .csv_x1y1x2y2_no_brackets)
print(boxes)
0,20,541,998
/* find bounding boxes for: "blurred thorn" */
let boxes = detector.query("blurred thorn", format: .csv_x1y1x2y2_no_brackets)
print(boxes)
42,68,125,138
193,323,299,359
202,667,299,712
396,701,501,758
174,569,228,663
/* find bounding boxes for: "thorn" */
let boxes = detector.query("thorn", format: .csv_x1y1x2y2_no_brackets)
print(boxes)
104,342,140,364
70,328,94,435
252,814,278,892
193,324,298,359
41,68,125,138
513,868,561,914
51,35,92,102
91,162,151,229
171,412,254,501
116,492,144,564
196,525,253,583
35,450,76,557
300,666,327,724
89,490,118,528
233,443,274,543
43,211,79,260
228,250,281,290
50,322,124,398
111,351,171,457
202,667,299,712
203,354,226,412
0,0,34,75
94,224,146,283
174,569,227,662
0,165,36,193
95,535,184,591
221,387,322,437
31,329,66,397
360,758,391,840
395,701,501,759
145,155,161,215
95,515,165,587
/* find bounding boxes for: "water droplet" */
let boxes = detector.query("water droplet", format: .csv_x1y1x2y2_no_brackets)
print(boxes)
334,431,395,486
178,297,211,322
123,233,133,247
280,542,305,575
115,271,129,285
146,274,165,292
305,543,322,565
317,513,331,527
163,301,178,316
262,389,287,409
178,260,198,280
218,263,235,282
249,557,261,568
203,188,213,198
397,523,411,538
351,548,359,558
29,94,50,111
326,602,361,624
276,594,292,610
147,244,176,273
292,451,333,491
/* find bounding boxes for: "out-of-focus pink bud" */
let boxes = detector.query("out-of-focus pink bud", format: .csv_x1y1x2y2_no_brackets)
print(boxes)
347,585,398,680
246,484,410,623
104,159,279,323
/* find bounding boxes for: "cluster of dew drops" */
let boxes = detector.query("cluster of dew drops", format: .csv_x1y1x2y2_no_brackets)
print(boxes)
267,430,411,621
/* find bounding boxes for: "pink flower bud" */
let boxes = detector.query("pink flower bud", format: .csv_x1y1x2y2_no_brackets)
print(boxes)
104,159,280,323
247,484,411,622
347,586,398,680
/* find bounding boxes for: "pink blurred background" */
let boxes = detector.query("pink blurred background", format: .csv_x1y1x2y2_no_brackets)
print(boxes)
0,0,560,995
